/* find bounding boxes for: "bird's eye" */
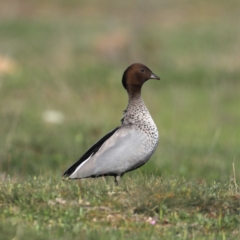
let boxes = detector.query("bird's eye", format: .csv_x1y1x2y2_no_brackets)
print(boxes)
140,68,145,72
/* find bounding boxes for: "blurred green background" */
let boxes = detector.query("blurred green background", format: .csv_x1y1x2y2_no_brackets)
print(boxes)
0,0,239,182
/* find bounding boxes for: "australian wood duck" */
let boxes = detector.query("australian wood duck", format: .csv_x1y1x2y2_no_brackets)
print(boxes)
63,63,160,185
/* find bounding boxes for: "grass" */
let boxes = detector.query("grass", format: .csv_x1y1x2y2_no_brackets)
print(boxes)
0,0,240,239
0,176,239,240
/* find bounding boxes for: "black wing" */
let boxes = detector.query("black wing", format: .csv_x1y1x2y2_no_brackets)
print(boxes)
63,127,120,177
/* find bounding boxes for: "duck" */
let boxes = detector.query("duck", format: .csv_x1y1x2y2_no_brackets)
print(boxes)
63,63,160,185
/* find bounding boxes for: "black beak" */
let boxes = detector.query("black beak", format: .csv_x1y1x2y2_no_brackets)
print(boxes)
150,73,160,80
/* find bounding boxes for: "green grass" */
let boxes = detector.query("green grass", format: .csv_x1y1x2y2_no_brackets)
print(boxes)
0,176,239,240
0,0,240,239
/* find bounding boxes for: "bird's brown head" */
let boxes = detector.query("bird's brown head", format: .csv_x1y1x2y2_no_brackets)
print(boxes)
122,63,160,96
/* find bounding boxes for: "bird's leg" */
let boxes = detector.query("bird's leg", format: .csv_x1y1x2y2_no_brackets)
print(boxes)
114,175,120,186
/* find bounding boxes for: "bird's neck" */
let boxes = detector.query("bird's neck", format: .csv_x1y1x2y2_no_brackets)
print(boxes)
126,85,142,100
126,89,146,112
122,89,149,126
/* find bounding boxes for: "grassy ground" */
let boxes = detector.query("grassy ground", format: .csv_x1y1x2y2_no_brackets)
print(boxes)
0,176,239,240
0,0,240,239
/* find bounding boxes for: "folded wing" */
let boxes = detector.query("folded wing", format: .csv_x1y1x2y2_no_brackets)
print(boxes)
63,127,120,177
66,126,149,179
